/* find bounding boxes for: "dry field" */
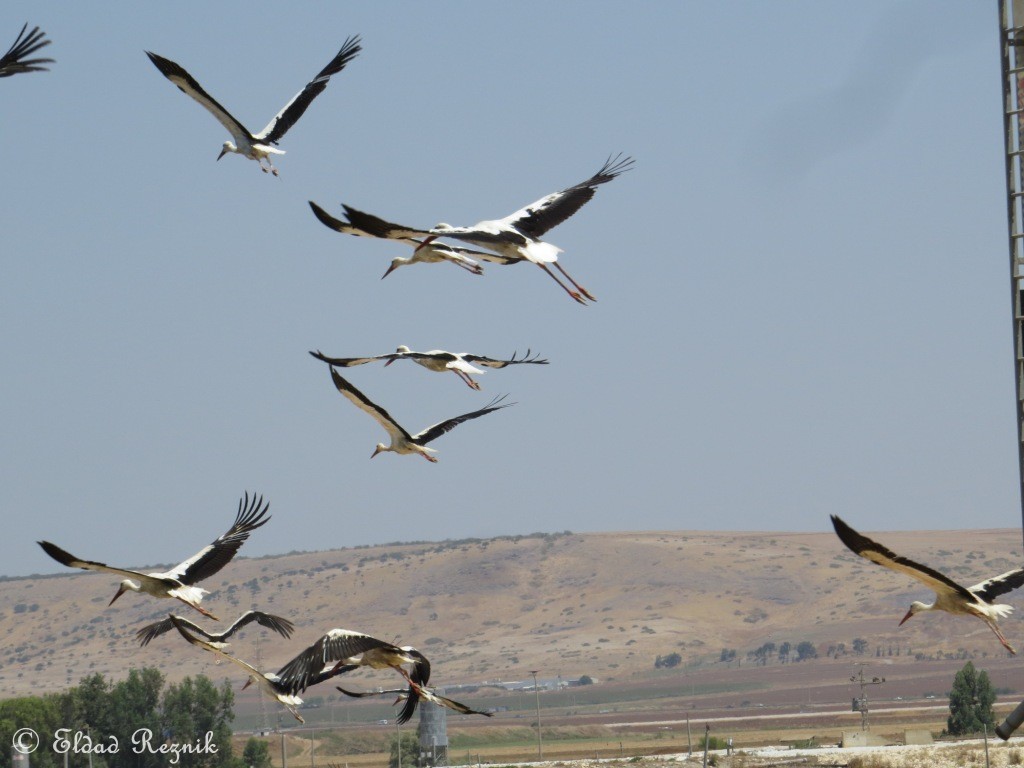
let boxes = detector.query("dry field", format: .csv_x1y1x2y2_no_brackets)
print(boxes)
233,728,1024,768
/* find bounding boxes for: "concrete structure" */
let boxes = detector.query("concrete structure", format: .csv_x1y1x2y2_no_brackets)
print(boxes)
841,731,887,748
418,693,448,766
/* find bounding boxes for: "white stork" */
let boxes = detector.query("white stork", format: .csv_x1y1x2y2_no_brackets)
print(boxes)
169,616,311,723
336,683,493,723
308,201,492,277
136,610,294,648
831,514,1024,654
37,492,270,620
170,618,430,723
324,366,513,462
274,628,430,695
310,346,547,391
0,24,53,77
145,36,360,175
339,155,634,303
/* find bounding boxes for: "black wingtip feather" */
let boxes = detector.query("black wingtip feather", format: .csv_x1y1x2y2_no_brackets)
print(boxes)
309,201,345,231
38,540,77,567
0,24,54,77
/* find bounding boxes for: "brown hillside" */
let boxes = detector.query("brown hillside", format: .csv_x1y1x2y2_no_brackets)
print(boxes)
4,528,1023,699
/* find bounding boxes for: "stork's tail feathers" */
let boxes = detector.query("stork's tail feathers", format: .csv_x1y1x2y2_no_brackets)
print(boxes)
990,603,1014,620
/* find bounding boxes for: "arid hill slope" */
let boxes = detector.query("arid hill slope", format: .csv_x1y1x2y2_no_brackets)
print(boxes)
3,527,1022,698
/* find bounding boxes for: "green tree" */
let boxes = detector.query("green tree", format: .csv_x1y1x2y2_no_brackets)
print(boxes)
795,641,818,661
68,673,116,746
0,695,64,768
751,642,776,666
947,661,996,736
109,668,165,768
388,731,420,768
242,738,272,768
777,641,791,663
58,673,117,768
161,676,235,768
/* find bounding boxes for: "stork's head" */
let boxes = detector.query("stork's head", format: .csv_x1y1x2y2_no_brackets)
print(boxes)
371,443,389,458
899,601,930,625
385,346,411,366
110,579,139,605
217,141,236,161
381,258,404,280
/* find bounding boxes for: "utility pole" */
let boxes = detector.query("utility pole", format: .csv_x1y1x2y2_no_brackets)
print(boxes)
530,671,543,760
850,666,885,731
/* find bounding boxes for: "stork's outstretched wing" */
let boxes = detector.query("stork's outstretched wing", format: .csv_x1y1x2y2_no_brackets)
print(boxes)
413,395,514,446
257,36,361,143
165,492,270,584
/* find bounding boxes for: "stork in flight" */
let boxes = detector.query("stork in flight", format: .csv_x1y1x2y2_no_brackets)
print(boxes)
310,346,547,390
309,201,495,277
145,36,360,175
170,618,430,723
38,492,270,620
831,514,1024,654
332,155,634,303
275,628,430,697
324,366,513,461
169,616,313,722
337,683,493,723
0,24,53,77
136,610,294,648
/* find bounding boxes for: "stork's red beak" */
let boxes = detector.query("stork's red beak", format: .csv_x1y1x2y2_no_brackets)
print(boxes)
371,445,384,459
217,147,228,162
898,609,913,626
109,585,127,606
381,264,398,280
242,679,252,690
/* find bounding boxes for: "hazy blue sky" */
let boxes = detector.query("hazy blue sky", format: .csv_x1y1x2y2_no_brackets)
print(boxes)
3,3,1017,579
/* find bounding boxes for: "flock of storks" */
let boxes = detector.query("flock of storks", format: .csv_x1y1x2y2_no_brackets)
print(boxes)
11,19,633,728
39,495,490,723
15,16,1024,733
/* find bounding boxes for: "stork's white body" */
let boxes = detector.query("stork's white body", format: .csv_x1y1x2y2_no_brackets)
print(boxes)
387,345,483,389
417,154,636,303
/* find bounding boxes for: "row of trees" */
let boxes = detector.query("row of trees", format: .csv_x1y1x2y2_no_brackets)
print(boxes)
746,641,818,665
0,668,249,768
661,637,922,668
